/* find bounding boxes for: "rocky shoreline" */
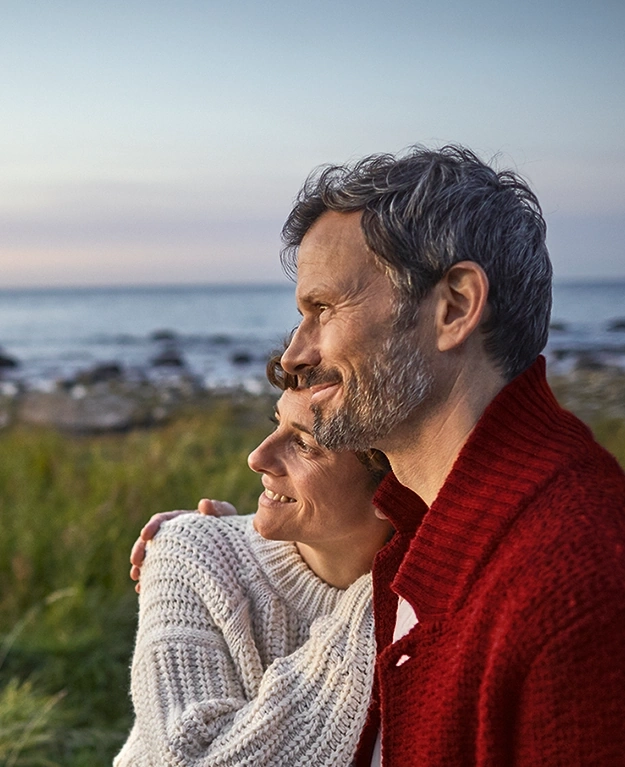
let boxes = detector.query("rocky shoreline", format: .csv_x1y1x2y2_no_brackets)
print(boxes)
0,361,274,433
0,326,276,432
0,354,624,434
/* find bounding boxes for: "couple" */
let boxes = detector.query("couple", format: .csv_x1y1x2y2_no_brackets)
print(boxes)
116,145,625,766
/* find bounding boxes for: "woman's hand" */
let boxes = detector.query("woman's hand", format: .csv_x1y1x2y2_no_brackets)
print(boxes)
129,499,237,592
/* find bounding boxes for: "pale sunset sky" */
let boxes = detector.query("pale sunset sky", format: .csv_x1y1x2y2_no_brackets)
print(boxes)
1,0,623,287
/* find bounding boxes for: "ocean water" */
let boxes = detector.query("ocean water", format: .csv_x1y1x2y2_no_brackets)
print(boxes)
0,281,624,390
0,284,300,391
547,281,625,371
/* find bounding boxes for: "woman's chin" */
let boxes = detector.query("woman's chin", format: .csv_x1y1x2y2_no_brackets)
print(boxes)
253,511,291,542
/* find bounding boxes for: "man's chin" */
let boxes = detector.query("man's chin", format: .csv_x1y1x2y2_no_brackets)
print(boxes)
311,403,344,450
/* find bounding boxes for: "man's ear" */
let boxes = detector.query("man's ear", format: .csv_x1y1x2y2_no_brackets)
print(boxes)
433,261,489,352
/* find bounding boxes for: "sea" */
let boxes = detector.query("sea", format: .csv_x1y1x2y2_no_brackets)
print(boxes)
0,281,624,393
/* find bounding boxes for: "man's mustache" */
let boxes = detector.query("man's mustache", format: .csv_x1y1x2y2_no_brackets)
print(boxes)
299,366,343,390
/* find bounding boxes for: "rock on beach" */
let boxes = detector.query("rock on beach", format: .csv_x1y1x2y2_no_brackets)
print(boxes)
18,389,148,432
10,361,205,432
0,349,19,369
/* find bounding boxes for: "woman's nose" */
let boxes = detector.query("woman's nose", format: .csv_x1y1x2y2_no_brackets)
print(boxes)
248,435,281,475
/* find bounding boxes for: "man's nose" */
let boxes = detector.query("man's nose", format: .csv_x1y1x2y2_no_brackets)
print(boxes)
280,322,320,375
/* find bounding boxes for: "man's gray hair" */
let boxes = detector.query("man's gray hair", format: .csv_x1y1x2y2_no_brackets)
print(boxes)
281,145,552,381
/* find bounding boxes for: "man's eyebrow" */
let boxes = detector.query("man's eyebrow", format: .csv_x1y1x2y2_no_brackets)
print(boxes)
297,289,328,308
292,421,313,436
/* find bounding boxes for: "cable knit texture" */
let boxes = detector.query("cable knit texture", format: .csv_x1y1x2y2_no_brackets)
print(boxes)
115,514,375,767
356,356,625,766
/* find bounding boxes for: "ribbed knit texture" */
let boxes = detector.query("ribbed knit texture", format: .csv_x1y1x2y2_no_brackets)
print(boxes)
356,357,625,766
115,514,375,767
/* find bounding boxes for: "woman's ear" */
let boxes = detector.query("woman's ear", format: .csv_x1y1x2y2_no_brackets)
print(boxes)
433,261,489,352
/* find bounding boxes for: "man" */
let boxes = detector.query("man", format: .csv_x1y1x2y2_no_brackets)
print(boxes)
279,146,625,765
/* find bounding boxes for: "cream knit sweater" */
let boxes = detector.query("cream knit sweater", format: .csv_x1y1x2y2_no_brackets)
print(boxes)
114,513,375,767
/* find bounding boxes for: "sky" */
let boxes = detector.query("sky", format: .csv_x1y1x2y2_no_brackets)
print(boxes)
0,0,623,287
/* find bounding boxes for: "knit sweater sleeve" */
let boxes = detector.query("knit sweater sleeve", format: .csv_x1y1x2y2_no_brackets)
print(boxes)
514,607,625,765
115,516,375,767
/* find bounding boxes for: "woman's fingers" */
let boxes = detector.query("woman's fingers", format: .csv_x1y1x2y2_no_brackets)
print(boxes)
130,564,142,593
198,498,237,517
130,510,193,588
213,500,237,516
130,564,141,581
197,498,215,515
130,538,147,568
130,503,236,590
140,510,193,542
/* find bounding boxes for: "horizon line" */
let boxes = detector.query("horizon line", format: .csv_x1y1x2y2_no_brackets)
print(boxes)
1,276,624,292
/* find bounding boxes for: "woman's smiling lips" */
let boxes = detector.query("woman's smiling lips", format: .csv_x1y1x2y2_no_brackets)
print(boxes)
263,488,296,504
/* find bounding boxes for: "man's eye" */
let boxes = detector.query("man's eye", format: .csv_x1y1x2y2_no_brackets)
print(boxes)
294,437,315,454
312,302,328,313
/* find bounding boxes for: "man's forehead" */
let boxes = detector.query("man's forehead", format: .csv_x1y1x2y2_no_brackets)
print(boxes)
295,210,378,301
299,210,364,256
294,260,375,308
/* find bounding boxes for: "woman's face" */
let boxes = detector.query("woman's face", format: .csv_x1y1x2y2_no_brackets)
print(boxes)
248,388,380,546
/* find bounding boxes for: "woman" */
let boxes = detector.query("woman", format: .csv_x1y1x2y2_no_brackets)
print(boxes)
115,357,392,766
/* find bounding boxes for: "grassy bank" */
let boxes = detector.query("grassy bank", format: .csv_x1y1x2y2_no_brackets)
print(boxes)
0,393,273,767
1,378,624,766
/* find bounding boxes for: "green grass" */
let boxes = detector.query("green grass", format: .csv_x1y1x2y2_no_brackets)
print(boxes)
1,389,623,765
0,394,273,766
590,418,625,468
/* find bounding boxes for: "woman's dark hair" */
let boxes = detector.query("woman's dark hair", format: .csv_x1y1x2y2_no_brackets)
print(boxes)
266,350,390,485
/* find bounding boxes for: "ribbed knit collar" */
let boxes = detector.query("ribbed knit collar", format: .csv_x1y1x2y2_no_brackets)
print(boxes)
245,520,352,624
373,356,594,622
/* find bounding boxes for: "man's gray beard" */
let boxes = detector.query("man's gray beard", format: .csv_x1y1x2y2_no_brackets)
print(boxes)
311,332,433,452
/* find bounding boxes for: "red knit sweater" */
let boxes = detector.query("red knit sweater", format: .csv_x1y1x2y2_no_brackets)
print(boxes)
356,357,625,766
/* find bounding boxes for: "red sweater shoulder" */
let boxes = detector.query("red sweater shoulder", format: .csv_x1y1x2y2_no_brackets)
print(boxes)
359,358,625,766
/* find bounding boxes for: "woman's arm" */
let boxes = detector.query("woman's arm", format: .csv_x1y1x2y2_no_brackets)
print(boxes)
115,517,375,767
129,499,237,592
